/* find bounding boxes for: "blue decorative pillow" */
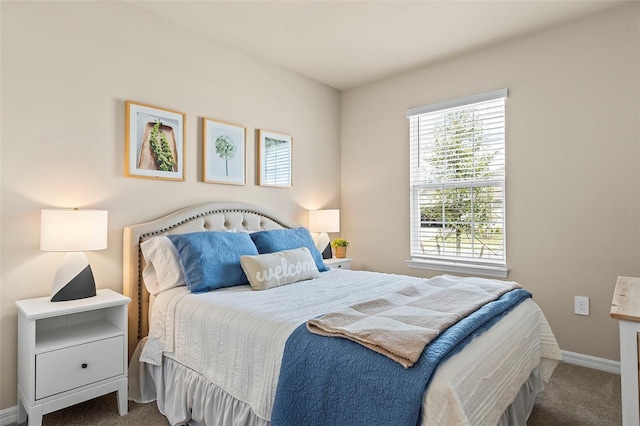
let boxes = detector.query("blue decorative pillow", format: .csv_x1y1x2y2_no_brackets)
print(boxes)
249,227,328,272
167,231,258,293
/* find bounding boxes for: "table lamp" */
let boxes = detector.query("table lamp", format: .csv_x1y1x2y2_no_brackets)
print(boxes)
40,209,108,302
308,209,340,259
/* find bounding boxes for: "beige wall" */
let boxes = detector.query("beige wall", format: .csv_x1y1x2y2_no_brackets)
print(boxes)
0,1,340,409
341,3,639,362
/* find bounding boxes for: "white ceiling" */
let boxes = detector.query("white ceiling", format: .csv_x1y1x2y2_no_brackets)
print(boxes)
131,0,628,90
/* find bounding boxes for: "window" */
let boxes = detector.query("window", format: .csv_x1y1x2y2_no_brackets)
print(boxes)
406,89,508,278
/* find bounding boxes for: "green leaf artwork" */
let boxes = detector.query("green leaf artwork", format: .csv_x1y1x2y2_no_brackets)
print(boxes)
149,120,175,172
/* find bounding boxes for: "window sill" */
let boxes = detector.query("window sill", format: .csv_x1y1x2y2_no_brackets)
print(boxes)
405,259,509,278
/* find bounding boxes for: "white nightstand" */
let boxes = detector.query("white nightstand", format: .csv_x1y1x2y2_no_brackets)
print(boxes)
324,257,352,270
16,289,130,426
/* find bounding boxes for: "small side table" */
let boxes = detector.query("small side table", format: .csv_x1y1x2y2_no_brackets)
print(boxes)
610,276,640,426
16,289,130,426
324,257,352,270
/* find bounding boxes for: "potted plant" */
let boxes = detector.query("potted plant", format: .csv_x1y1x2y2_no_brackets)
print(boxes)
331,238,350,259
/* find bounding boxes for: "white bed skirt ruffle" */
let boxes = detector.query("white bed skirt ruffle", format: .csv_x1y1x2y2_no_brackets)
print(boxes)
130,338,268,426
129,337,543,426
497,366,542,426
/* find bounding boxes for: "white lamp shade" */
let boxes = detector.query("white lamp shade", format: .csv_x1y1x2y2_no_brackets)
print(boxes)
41,209,108,252
308,209,340,233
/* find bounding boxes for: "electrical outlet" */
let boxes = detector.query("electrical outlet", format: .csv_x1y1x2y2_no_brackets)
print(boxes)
575,296,589,316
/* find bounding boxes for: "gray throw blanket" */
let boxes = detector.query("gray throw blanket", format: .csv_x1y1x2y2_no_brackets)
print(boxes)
307,275,521,368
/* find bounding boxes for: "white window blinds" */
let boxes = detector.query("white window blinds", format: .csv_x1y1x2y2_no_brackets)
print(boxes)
263,138,292,186
407,89,507,270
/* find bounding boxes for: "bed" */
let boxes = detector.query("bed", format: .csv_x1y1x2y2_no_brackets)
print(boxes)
124,201,562,426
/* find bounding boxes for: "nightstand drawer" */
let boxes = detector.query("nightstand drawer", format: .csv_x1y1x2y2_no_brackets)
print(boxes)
35,335,124,399
325,258,352,270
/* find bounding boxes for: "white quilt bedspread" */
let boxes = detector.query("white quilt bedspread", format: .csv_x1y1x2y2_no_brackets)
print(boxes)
140,270,561,423
422,295,560,425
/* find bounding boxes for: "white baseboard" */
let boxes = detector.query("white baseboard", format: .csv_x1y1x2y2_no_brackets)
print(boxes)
0,351,619,426
0,405,17,426
561,350,621,374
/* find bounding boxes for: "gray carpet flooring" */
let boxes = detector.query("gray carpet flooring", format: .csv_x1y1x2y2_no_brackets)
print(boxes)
15,362,621,425
527,362,621,425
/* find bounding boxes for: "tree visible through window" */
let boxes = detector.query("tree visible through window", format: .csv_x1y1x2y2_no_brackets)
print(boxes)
407,89,507,274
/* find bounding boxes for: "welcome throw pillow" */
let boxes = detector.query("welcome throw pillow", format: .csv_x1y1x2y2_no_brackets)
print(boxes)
240,247,320,291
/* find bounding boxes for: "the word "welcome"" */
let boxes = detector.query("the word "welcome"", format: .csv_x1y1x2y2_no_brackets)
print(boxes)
256,258,317,282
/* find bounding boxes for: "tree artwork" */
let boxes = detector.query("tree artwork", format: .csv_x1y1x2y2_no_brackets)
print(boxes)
215,134,236,176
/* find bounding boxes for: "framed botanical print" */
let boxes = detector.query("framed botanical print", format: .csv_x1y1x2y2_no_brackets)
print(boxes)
125,101,186,181
202,117,246,185
257,129,292,187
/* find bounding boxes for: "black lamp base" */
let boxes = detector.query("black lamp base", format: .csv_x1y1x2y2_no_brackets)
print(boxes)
51,267,97,302
321,243,332,259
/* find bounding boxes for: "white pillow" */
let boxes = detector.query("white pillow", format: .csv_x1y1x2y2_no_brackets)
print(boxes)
140,236,186,295
240,247,320,291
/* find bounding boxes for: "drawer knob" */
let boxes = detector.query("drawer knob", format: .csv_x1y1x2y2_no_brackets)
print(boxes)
81,363,88,369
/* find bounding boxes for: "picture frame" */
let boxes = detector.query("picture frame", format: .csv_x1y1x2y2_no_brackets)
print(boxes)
257,129,293,187
125,101,186,181
202,117,246,185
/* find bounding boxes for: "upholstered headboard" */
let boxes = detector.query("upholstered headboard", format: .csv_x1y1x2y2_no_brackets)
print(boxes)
122,201,300,358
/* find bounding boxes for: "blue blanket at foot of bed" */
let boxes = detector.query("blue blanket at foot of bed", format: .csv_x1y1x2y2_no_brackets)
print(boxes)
271,288,532,426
